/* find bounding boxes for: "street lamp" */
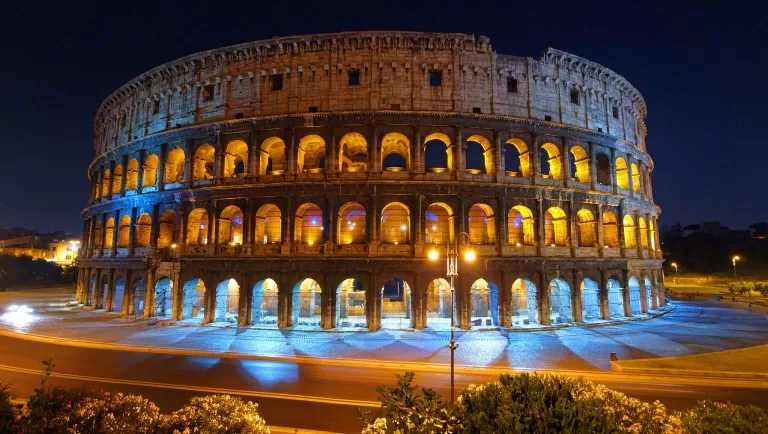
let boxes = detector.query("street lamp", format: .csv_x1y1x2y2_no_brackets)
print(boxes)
670,262,678,284
731,255,741,276
427,231,475,404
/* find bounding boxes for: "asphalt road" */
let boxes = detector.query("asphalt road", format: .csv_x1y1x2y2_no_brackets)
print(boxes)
1,333,767,433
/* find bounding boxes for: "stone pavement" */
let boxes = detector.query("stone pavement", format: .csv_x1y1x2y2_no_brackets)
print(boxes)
2,287,767,372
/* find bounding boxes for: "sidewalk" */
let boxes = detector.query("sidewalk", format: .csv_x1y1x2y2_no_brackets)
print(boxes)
2,287,768,373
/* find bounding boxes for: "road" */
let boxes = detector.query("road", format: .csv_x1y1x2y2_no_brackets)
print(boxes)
1,332,767,433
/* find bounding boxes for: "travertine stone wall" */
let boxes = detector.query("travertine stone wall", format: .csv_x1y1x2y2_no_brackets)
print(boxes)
94,32,646,157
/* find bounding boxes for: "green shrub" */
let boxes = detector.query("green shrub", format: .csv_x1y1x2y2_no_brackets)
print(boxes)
679,400,768,433
68,392,161,433
362,372,462,434
458,374,620,433
0,383,20,433
755,281,768,297
21,386,105,434
165,395,269,434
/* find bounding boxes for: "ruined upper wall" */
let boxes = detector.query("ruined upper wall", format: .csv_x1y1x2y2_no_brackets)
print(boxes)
94,31,647,155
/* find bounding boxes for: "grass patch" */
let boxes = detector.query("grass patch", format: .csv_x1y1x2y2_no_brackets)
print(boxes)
616,345,768,374
666,283,728,295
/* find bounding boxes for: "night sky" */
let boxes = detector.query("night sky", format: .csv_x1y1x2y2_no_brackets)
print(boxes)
2,1,766,235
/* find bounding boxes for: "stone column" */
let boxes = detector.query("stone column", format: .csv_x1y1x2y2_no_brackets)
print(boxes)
327,129,338,175
621,269,632,317
111,210,120,257
184,139,194,188
569,198,578,256
635,211,644,256
157,144,167,191
136,150,146,192
597,204,606,256
105,269,116,312
150,204,160,249
495,132,505,183
128,207,138,256
572,269,582,323
536,196,545,256
599,269,610,320
498,196,507,250
214,133,224,181
107,160,116,197
120,154,128,195
370,125,380,173
414,129,424,174
456,131,466,177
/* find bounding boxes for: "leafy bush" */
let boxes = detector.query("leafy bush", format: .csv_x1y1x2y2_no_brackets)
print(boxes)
68,392,161,433
458,374,620,433
362,372,462,434
728,282,754,297
21,386,105,434
165,395,269,434
0,382,20,433
679,400,768,433
755,281,768,297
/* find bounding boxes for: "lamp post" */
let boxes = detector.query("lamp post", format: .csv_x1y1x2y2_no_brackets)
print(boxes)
731,255,741,276
427,231,475,404
670,262,678,284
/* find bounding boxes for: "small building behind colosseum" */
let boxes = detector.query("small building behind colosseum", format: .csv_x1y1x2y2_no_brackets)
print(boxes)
77,31,663,332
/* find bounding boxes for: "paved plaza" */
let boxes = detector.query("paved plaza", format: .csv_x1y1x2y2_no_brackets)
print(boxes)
2,287,767,371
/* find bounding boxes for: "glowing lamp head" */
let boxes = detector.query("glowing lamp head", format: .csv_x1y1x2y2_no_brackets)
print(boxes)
463,249,477,263
427,248,439,262
170,243,177,249
401,224,407,232
733,255,740,261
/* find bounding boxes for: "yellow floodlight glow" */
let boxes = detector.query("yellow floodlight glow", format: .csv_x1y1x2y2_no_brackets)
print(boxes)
427,248,439,262
463,249,477,263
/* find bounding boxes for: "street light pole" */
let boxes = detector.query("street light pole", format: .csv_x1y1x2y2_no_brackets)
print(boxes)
732,255,740,276
670,262,678,284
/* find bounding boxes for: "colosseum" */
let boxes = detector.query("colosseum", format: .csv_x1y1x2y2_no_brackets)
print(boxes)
76,31,664,332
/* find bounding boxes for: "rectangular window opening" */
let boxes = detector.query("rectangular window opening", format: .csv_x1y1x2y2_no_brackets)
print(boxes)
308,106,319,112
472,107,482,114
507,77,518,93
203,85,215,102
390,104,401,110
270,74,283,91
152,100,161,115
348,69,360,86
570,89,580,105
612,106,619,119
544,115,553,122
429,70,442,87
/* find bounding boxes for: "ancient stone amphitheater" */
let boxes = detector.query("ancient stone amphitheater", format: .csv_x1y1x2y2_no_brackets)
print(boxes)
77,31,664,331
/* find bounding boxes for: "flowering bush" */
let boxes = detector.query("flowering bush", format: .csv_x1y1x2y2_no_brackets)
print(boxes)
165,395,269,434
678,400,768,433
21,386,106,434
361,372,462,434
67,392,162,433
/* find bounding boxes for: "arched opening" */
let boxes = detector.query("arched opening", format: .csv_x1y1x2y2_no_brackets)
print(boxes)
291,278,322,328
112,276,126,313
628,277,642,315
97,276,109,309
544,207,568,247
104,217,115,248
549,278,572,324
336,278,367,329
507,205,535,245
381,132,410,171
142,154,158,187
193,144,215,181
470,278,499,328
136,213,152,247
117,215,131,248
576,209,597,247
623,215,637,248
111,164,123,195
380,202,410,244
101,168,111,197
638,217,649,249
465,135,493,174
223,140,248,178
131,277,146,316
181,278,206,321
602,211,619,248
93,220,103,248
380,278,411,329
218,205,244,245
426,278,452,329
425,203,453,246
616,157,629,190
569,146,590,183
251,278,279,327
297,134,326,173
631,163,641,192
339,132,368,173
337,202,366,244
512,278,538,325
607,279,624,318
539,143,562,179
153,277,173,318
294,203,323,245
260,137,286,175
158,210,176,248
186,208,209,245
505,139,530,176
213,278,240,323
644,276,654,311
468,204,496,244
254,204,282,244
424,133,451,172
88,275,97,306
580,279,600,321
164,147,186,184
125,159,139,190
596,153,611,185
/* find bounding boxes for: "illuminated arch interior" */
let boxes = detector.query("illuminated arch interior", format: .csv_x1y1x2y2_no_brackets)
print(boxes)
425,202,454,245
193,144,215,181
339,132,368,173
468,203,496,244
505,138,530,176
292,278,322,327
508,205,535,245
337,202,366,244
381,132,410,171
136,213,152,247
576,208,597,247
380,202,410,244
623,214,636,248
251,278,279,326
223,140,248,178
540,143,562,179
186,208,209,245
631,163,641,192
602,211,619,248
117,215,131,248
336,278,366,328
254,204,281,244
164,147,186,184
424,132,452,172
158,210,176,248
570,145,590,183
544,206,568,246
260,137,286,175
142,154,158,187
218,205,244,245
465,134,493,174
111,164,123,195
297,134,326,172
616,157,629,189
295,203,323,245
125,159,139,190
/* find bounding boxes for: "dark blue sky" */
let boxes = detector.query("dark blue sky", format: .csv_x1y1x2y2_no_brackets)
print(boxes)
1,1,766,235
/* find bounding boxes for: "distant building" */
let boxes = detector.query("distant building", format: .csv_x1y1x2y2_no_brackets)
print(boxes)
0,226,79,265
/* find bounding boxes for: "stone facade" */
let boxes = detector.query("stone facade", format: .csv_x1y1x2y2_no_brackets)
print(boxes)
77,31,662,331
